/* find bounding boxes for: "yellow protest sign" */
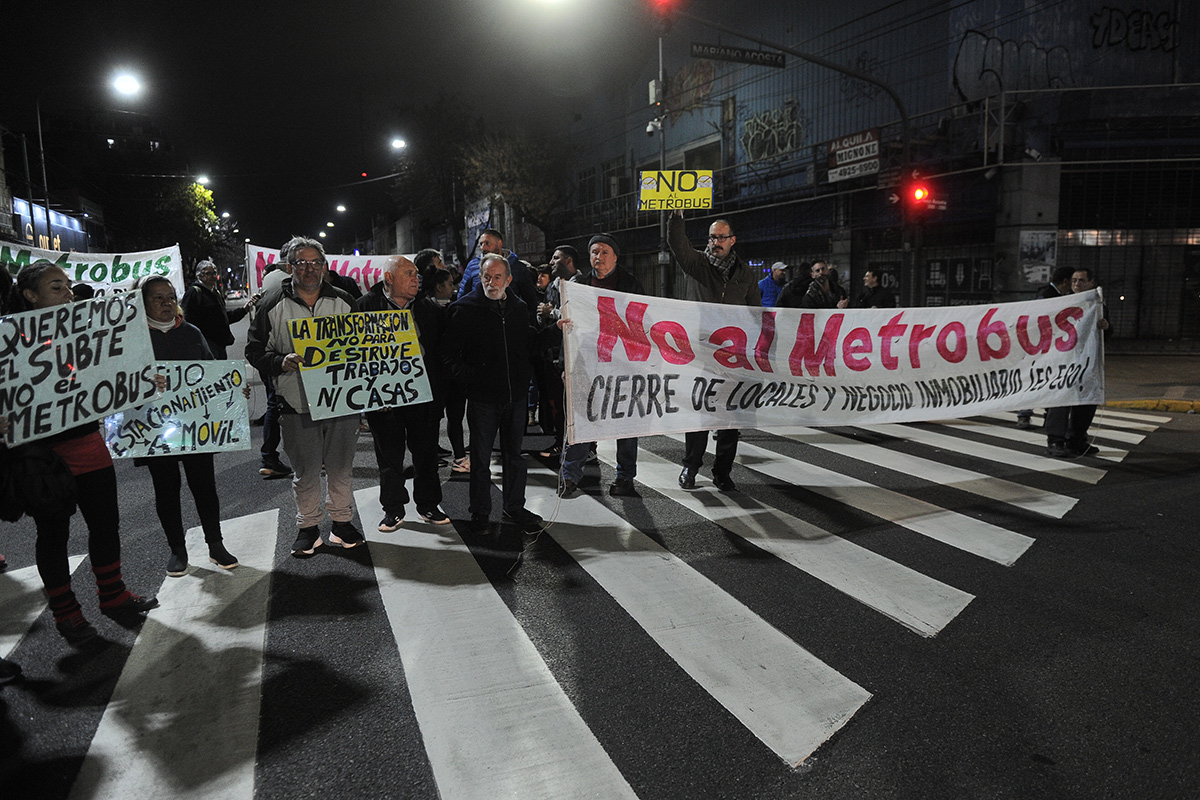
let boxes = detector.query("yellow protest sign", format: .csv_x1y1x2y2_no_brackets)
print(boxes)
638,170,714,211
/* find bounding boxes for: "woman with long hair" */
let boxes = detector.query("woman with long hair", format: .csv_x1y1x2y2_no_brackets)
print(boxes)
1,260,157,645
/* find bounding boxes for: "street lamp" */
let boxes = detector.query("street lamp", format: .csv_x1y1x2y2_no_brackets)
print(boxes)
196,175,211,185
34,69,144,249
391,138,407,151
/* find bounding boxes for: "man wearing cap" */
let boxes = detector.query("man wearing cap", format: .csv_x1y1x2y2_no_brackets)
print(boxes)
759,262,788,307
667,212,760,492
556,234,645,498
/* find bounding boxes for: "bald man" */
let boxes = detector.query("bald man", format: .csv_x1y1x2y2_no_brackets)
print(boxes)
357,255,450,530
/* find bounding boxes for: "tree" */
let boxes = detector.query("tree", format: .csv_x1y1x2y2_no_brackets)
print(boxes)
458,130,572,246
108,179,237,278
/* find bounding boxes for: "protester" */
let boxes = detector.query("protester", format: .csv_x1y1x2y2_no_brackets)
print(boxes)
555,234,643,498
1045,267,1109,457
71,283,95,302
135,275,240,576
667,212,760,492
1017,266,1075,428
182,258,253,358
0,260,158,645
245,238,364,555
456,228,539,321
254,244,295,478
759,262,788,307
776,262,812,308
442,253,544,533
358,255,451,530
535,244,582,459
799,261,849,309
856,268,896,308
420,268,469,472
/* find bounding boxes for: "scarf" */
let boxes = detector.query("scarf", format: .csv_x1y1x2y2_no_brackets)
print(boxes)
706,247,738,282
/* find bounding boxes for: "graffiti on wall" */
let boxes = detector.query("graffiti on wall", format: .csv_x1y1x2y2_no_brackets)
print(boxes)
739,100,805,163
840,52,885,105
665,60,717,124
1091,6,1178,52
953,30,1074,103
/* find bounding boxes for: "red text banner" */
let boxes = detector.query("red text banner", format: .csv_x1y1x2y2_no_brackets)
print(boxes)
560,283,1105,443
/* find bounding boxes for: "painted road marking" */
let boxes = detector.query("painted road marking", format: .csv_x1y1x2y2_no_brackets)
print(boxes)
68,510,277,800
0,556,86,658
355,488,639,800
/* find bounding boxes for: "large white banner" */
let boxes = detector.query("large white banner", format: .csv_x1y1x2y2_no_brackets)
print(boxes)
1,240,185,297
288,310,433,420
246,243,401,296
104,360,251,458
561,284,1105,443
1,292,158,446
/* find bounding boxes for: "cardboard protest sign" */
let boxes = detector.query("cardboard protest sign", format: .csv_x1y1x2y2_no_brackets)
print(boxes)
1,240,185,297
246,243,400,295
1,292,158,446
288,310,433,420
104,360,250,458
560,283,1105,443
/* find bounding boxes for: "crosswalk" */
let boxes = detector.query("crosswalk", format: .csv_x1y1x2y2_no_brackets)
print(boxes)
0,408,1174,799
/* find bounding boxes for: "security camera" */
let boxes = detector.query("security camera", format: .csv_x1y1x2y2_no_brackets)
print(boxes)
646,118,662,136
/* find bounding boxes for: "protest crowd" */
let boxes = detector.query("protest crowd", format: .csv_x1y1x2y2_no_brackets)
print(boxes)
0,216,1106,686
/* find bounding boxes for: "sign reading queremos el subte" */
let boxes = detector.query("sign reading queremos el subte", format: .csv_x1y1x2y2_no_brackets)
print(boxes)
638,171,714,211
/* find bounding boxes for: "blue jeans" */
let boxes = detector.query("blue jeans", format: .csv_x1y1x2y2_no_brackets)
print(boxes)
561,438,638,485
466,399,527,517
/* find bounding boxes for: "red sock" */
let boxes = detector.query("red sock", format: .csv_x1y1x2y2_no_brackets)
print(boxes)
47,583,85,625
93,561,132,610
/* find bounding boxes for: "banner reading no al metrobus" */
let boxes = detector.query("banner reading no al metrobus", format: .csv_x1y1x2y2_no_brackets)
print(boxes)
561,283,1105,443
1,239,184,296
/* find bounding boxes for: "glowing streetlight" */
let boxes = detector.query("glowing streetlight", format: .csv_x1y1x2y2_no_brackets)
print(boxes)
326,221,335,227
196,175,211,185
111,72,142,97
221,211,231,218
318,231,327,238
336,204,347,212
391,138,407,151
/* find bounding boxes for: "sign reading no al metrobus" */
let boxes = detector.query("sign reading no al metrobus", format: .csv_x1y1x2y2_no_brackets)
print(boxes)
638,171,714,212
0,239,184,297
0,292,158,446
559,282,1105,443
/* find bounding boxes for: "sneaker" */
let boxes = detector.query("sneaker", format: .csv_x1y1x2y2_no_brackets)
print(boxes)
419,507,451,525
208,543,239,570
378,514,404,532
609,477,640,497
291,526,322,556
1016,416,1032,429
102,593,159,617
0,656,22,686
451,456,471,473
56,617,99,645
587,444,598,462
166,550,189,577
329,521,365,548
503,508,545,534
539,445,561,458
259,457,293,477
557,479,578,498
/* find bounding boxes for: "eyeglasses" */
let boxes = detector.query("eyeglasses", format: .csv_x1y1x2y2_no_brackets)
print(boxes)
708,234,733,242
290,259,325,270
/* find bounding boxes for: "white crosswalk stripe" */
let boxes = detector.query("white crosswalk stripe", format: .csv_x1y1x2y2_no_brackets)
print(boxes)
0,556,86,659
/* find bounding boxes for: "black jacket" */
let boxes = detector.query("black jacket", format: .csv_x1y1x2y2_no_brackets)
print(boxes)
181,282,248,348
441,285,532,404
148,318,214,360
357,282,448,394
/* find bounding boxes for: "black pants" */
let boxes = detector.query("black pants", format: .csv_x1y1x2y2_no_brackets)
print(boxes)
367,403,442,516
34,466,121,590
683,429,740,478
146,453,222,550
1045,404,1097,450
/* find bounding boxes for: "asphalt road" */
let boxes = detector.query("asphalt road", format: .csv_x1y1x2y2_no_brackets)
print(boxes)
1,317,1197,800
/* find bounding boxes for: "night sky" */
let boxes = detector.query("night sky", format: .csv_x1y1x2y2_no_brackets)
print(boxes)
3,0,662,249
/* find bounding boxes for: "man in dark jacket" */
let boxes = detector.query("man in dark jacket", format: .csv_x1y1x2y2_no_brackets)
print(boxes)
1017,266,1074,428
358,255,450,531
181,259,251,358
556,234,643,499
667,212,760,492
856,268,896,308
799,261,849,309
442,253,543,533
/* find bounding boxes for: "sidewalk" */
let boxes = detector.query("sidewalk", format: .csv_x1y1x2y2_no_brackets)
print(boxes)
1104,353,1200,412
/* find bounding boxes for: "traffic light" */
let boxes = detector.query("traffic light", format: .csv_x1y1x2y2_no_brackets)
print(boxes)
902,179,944,221
650,0,682,31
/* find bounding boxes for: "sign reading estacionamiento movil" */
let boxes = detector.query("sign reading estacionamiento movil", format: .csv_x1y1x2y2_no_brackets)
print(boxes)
638,171,714,212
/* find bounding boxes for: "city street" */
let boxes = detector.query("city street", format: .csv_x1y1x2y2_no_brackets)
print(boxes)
1,318,1196,799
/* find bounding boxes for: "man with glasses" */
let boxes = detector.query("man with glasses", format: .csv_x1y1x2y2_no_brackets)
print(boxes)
182,258,253,358
246,238,365,555
667,211,761,492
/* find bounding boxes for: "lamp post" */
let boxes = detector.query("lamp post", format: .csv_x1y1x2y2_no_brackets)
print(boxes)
33,70,143,250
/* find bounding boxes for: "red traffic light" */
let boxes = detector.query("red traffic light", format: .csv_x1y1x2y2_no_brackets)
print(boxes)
910,184,929,203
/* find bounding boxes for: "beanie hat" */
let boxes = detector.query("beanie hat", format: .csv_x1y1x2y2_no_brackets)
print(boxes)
588,233,620,257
